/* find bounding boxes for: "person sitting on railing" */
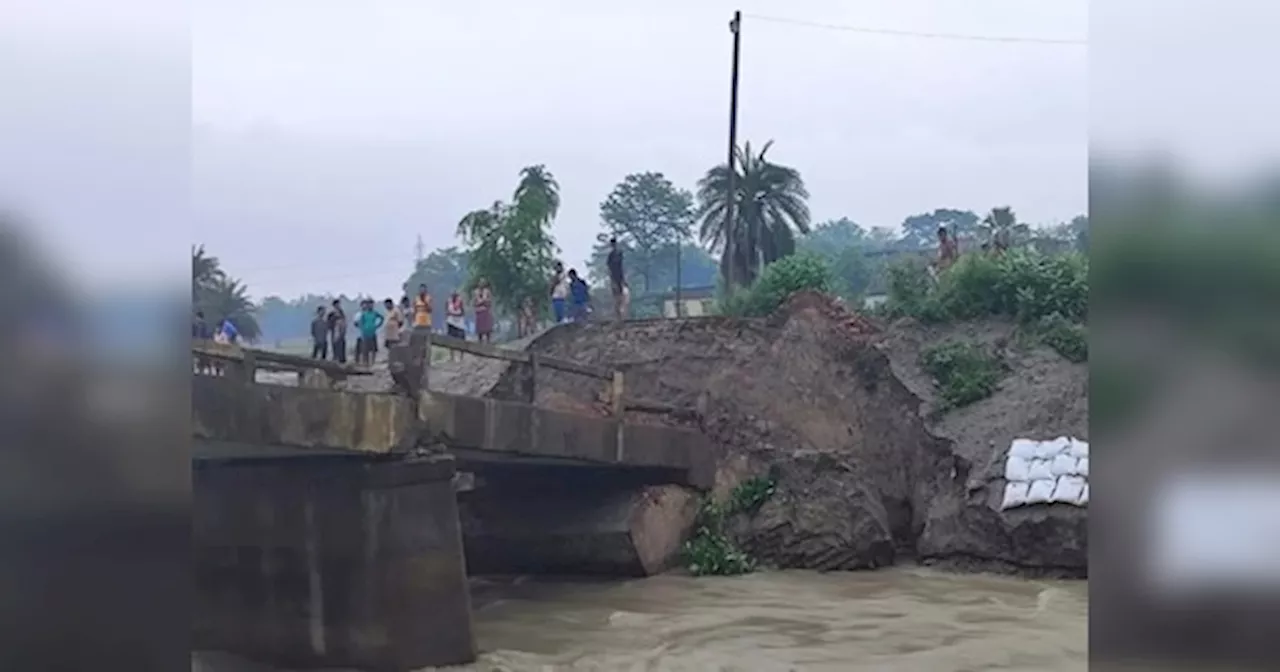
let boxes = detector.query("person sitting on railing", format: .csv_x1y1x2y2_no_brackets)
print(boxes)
192,310,212,374
219,318,240,345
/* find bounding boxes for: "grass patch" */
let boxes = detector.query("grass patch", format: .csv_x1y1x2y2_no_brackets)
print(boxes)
920,341,1004,409
682,474,778,577
1035,313,1088,363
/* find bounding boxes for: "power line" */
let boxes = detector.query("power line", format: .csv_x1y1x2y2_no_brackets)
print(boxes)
741,13,1087,46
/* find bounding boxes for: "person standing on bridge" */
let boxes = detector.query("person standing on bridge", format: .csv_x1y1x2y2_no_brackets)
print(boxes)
568,268,591,322
549,261,569,324
309,306,329,360
327,299,348,364
606,237,629,321
383,298,404,354
355,299,385,366
473,278,494,344
445,290,466,362
412,284,433,332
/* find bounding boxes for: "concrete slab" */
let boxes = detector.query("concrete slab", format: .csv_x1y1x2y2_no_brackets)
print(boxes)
192,375,417,457
418,391,714,488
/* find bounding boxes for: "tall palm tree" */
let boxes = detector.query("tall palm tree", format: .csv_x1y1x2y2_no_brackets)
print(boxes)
696,140,811,287
982,206,1030,250
513,164,561,226
198,275,261,342
191,245,224,299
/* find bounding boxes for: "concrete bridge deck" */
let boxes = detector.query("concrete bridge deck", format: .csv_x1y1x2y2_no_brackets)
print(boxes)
191,373,712,487
191,336,714,671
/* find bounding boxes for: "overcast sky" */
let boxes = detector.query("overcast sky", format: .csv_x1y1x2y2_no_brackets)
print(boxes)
8,0,1091,300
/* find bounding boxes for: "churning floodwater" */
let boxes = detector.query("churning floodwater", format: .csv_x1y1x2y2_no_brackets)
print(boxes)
194,567,1087,672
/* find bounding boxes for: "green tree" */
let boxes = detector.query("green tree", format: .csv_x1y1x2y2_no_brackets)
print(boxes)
599,172,695,293
586,240,717,291
982,206,1031,248
830,246,874,299
899,209,981,249
798,217,866,255
191,244,223,300
191,245,261,342
513,164,561,225
403,246,470,298
457,166,561,314
696,140,811,289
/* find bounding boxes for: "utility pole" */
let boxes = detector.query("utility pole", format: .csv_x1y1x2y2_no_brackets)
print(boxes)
724,10,742,291
414,235,425,265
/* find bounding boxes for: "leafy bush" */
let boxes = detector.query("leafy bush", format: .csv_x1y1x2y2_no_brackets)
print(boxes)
920,341,1004,408
682,475,777,576
884,250,1088,326
1036,313,1088,363
718,253,834,317
882,257,934,318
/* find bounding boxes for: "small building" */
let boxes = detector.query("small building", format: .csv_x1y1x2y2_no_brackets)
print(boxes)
661,285,717,318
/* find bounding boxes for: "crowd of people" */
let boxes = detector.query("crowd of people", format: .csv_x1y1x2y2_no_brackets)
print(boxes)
193,239,631,370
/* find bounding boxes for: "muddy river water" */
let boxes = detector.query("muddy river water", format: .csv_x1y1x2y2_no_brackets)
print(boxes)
194,567,1087,672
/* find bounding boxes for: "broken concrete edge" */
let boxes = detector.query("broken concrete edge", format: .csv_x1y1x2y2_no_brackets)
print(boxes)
418,390,715,489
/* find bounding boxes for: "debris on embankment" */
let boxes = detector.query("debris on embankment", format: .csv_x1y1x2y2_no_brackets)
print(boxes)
487,291,1089,578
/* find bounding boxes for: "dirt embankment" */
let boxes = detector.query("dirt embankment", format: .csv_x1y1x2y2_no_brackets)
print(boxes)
487,292,1088,577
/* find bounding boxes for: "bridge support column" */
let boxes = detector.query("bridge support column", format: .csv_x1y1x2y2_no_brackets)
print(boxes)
193,455,475,671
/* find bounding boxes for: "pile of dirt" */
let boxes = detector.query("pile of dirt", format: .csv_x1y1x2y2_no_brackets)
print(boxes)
487,291,1088,577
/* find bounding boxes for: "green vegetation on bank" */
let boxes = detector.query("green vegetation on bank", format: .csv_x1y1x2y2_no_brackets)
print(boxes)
920,341,1005,409
884,249,1089,363
718,253,834,317
682,475,778,576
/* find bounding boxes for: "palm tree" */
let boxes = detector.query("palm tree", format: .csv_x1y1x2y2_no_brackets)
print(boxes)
191,245,224,299
198,275,261,342
982,206,1030,250
696,140,811,287
513,164,560,225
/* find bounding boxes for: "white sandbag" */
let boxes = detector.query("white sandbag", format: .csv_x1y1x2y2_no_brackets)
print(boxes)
1051,475,1086,504
1026,478,1055,505
1009,438,1040,460
1068,438,1089,459
1033,440,1064,460
1027,458,1054,481
1051,453,1078,477
1075,457,1089,477
1076,483,1089,506
1004,455,1031,482
1002,481,1030,509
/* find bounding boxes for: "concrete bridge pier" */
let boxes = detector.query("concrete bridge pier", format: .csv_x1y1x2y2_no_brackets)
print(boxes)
193,455,476,671
459,466,701,576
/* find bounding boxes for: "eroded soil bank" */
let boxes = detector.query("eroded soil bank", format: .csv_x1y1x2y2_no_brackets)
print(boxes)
488,292,1087,577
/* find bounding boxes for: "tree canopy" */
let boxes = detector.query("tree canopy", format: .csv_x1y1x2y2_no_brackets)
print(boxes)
599,171,695,293
456,166,561,313
192,245,261,341
899,209,982,249
696,140,811,289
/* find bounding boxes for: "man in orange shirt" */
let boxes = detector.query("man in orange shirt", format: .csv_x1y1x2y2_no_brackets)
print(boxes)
412,284,433,330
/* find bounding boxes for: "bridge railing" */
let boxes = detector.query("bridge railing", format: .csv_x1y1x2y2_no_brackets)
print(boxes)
419,331,694,420
192,339,374,387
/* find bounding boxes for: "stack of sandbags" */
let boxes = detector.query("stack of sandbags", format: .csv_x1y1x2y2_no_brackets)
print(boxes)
1000,436,1089,510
